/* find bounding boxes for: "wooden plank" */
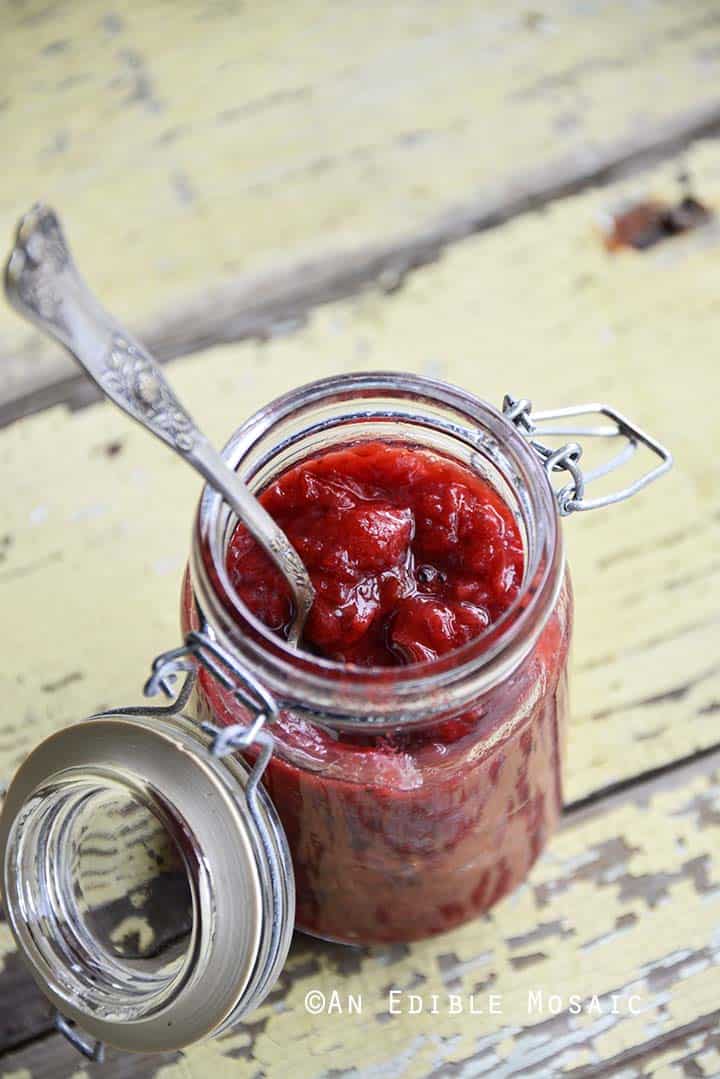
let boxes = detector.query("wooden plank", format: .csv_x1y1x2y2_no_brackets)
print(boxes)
1,748,719,1076
4,0,720,414
0,140,718,1073
0,921,53,1054
0,141,717,799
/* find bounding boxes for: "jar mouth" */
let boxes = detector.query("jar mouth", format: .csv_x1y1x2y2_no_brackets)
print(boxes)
191,372,564,723
2,773,198,1023
0,712,294,1051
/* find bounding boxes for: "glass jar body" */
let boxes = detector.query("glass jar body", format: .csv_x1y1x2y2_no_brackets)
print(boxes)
182,571,571,944
182,373,572,945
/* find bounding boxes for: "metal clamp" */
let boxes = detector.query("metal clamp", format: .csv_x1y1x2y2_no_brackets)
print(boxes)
54,1012,105,1063
145,627,279,763
1,629,283,1067
502,394,672,515
44,636,281,1065
144,631,286,1017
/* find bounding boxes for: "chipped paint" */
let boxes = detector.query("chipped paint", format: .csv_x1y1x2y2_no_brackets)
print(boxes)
0,13,719,1069
5,1,720,410
0,922,16,975
2,759,718,1075
0,144,717,799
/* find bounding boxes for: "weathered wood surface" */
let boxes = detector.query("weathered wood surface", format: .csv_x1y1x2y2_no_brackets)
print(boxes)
0,136,719,1073
0,142,717,799
0,141,716,1079
4,0,720,418
2,749,719,1077
2,6,720,1072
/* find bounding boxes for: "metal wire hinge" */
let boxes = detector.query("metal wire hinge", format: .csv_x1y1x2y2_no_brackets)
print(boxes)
144,631,281,956
502,394,672,516
54,1012,105,1063
49,630,279,1066
145,628,279,760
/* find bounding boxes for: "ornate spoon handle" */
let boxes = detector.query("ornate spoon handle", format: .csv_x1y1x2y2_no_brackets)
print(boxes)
5,204,315,646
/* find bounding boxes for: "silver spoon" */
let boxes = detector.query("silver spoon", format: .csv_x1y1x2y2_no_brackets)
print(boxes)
4,204,315,646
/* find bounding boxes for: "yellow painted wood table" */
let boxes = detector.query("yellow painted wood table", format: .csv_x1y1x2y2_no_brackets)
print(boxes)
1,3,719,1077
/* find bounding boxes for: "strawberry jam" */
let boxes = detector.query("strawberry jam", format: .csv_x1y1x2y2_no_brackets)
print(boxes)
226,442,525,665
183,440,571,943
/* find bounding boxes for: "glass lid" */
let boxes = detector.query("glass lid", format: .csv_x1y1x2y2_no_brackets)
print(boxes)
0,709,294,1053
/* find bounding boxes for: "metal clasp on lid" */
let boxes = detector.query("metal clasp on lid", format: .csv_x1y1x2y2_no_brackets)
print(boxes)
54,1013,105,1064
144,628,293,1037
502,395,673,516
146,627,279,763
1,627,293,1061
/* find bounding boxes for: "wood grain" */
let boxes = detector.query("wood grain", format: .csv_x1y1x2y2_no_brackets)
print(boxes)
4,0,720,414
1,67,719,1076
0,141,716,798
2,748,719,1077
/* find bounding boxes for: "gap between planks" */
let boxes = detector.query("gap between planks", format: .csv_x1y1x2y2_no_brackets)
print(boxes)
3,97,720,430
1,738,719,1070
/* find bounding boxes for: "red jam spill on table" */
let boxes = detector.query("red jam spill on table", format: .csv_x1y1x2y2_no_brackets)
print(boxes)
226,441,525,665
184,440,571,943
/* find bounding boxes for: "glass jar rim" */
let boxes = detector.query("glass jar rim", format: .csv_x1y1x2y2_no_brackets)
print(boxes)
190,372,564,724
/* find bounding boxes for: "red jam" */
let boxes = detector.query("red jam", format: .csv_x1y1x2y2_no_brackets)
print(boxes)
183,441,571,943
226,441,524,665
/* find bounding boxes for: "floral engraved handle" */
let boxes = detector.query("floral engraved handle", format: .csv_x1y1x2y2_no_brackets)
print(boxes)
4,204,315,644
5,204,197,454
103,335,196,453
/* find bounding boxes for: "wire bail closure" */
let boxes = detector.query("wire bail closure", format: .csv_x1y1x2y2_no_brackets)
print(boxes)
145,627,279,762
54,1014,105,1064
502,394,672,516
48,629,284,1063
143,630,293,1037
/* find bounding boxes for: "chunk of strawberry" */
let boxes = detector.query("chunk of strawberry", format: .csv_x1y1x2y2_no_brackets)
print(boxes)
390,596,490,664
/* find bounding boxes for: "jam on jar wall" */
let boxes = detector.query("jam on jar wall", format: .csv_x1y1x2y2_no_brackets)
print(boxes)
182,569,571,944
182,374,572,946
292,573,572,942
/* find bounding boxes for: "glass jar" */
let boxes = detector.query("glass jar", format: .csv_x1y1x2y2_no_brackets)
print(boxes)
0,373,671,1056
181,373,571,944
